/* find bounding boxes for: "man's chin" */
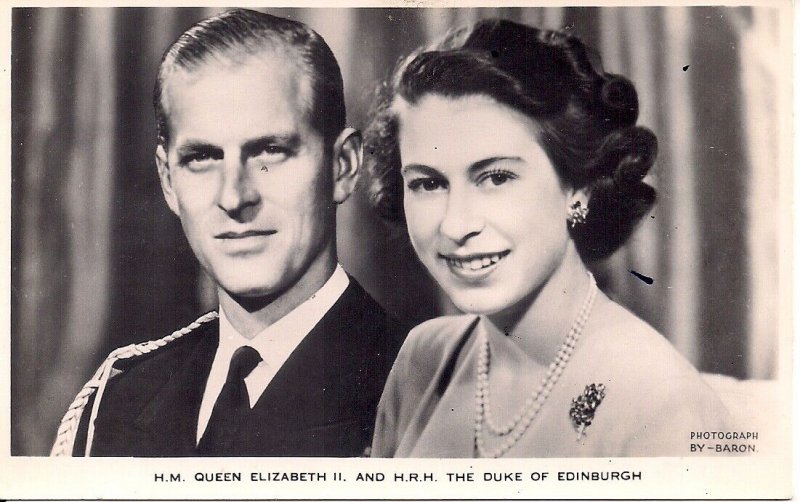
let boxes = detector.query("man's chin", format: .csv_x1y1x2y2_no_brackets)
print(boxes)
215,277,282,300
221,286,282,312
224,283,280,298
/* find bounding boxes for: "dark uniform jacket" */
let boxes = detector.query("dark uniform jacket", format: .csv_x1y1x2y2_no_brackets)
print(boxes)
69,280,406,457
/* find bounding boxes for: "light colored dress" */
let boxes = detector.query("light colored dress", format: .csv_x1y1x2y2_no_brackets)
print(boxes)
372,309,733,457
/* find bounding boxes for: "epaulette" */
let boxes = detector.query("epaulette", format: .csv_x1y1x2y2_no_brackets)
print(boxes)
50,311,218,457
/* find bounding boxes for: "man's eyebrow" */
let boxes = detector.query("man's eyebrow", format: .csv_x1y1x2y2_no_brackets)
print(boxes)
175,142,221,158
241,134,301,158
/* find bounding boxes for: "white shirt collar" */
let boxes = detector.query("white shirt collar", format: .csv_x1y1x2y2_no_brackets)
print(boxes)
196,264,350,443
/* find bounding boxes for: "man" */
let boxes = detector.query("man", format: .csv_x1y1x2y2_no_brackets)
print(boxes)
50,8,405,457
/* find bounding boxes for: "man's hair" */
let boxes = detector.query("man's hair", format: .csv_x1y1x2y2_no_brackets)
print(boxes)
154,8,346,149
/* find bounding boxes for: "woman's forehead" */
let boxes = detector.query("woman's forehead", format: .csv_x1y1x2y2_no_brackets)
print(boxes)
395,94,543,167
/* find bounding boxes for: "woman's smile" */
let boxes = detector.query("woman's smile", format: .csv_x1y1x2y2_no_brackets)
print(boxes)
399,94,574,316
440,250,510,280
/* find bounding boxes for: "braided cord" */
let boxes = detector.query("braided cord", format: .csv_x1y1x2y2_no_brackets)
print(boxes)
49,311,219,457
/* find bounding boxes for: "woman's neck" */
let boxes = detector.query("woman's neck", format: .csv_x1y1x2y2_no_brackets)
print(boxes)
483,242,591,368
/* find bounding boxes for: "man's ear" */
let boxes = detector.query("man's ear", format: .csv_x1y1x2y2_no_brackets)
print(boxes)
331,127,362,205
156,144,180,216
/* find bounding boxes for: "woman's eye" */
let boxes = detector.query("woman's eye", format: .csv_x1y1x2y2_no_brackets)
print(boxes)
479,170,516,186
407,177,446,192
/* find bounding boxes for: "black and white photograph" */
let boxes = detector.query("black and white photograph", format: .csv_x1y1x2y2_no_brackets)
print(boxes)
2,2,794,499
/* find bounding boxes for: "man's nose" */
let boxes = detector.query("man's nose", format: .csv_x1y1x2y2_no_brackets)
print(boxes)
439,189,483,244
217,161,260,218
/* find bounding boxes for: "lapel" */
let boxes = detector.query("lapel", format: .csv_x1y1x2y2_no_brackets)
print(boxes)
242,280,378,454
93,279,401,457
128,321,218,455
252,280,367,420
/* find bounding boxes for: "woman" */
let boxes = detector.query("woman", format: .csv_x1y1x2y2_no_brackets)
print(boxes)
363,19,731,457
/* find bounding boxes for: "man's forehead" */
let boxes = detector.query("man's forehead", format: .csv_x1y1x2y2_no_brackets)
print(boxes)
161,47,314,128
182,42,301,74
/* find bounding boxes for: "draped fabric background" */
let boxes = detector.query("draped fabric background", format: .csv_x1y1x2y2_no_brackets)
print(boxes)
11,6,784,456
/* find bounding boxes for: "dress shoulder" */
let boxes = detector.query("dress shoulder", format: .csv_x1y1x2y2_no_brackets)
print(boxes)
400,315,479,366
388,314,479,403
371,315,478,457
574,301,733,455
50,311,219,457
585,301,706,382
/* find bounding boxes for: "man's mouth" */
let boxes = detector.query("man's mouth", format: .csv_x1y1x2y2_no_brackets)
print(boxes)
441,251,510,271
215,230,276,239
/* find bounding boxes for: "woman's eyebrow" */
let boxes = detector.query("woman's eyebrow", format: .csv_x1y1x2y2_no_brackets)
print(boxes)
401,163,441,176
401,157,523,176
468,156,523,174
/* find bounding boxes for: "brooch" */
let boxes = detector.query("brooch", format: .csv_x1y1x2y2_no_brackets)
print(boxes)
570,383,606,439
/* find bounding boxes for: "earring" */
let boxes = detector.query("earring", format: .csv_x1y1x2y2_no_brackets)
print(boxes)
568,201,589,228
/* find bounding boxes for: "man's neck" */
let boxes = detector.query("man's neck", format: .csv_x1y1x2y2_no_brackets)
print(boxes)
217,256,337,339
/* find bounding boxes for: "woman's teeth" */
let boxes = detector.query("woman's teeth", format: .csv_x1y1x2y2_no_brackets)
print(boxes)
446,252,506,270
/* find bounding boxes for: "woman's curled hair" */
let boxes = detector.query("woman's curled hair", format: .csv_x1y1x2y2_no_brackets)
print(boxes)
362,18,657,262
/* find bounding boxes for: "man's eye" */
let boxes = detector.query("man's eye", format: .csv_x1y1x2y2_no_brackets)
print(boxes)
180,151,219,171
265,145,289,155
260,145,292,158
252,146,291,169
407,178,447,192
183,153,208,163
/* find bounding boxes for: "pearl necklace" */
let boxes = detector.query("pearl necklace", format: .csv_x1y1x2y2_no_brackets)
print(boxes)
474,272,597,458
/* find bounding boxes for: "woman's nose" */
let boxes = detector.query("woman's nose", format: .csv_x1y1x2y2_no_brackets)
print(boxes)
439,189,483,244
217,161,260,218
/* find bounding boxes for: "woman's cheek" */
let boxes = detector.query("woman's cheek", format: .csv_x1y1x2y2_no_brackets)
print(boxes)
404,198,437,252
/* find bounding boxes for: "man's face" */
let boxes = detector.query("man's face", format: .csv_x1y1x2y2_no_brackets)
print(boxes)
157,51,339,303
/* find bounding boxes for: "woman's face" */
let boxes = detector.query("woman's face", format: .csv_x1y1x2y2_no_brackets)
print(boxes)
398,94,574,317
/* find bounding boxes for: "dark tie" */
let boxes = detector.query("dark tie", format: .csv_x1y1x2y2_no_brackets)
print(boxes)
198,345,262,455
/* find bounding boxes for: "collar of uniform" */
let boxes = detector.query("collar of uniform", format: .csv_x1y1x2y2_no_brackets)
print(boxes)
197,264,349,443
218,263,348,367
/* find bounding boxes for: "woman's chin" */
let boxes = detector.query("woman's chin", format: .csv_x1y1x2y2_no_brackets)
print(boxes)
447,294,509,317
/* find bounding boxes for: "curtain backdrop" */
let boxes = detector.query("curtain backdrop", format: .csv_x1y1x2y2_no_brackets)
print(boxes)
11,6,783,456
